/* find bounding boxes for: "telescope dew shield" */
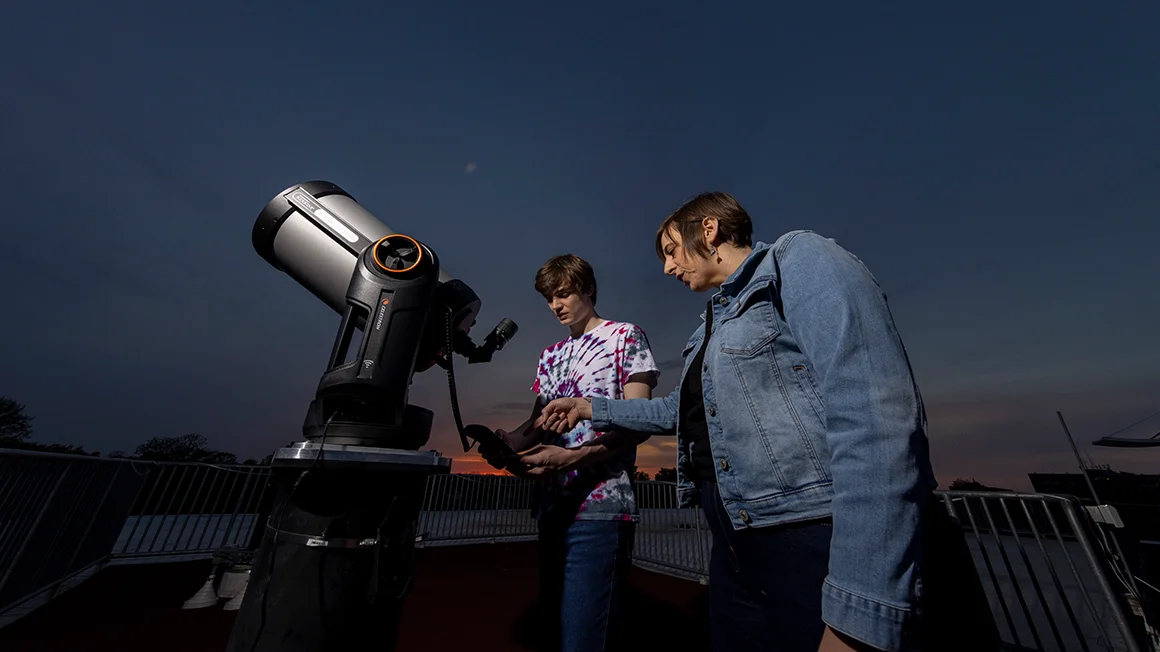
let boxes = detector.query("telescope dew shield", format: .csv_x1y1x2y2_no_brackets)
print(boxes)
252,182,482,337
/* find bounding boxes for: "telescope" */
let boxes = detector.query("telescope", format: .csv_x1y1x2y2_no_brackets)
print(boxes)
225,181,518,652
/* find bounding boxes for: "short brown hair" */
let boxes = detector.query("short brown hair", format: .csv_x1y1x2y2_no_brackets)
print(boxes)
655,191,754,260
534,254,598,305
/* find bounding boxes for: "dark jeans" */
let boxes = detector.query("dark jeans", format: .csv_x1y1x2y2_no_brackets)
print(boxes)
538,517,636,652
700,481,832,652
700,482,1002,652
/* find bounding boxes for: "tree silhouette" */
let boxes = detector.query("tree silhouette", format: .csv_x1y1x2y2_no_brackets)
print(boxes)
0,397,90,455
0,397,34,442
631,465,650,482
948,477,1008,492
133,433,238,463
654,468,677,482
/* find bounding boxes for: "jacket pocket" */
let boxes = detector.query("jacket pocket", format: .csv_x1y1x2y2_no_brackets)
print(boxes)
791,364,826,426
717,302,780,356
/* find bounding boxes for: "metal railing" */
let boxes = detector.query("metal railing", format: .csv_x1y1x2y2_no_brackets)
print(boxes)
942,491,1148,652
0,449,1151,651
413,477,1150,652
111,461,270,562
0,450,270,626
412,476,711,584
631,480,710,582
416,473,537,545
0,450,147,624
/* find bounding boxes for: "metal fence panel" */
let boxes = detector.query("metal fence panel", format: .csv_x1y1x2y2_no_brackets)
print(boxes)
0,451,1150,652
943,491,1145,652
413,477,1149,652
416,474,537,546
111,462,270,562
0,451,146,618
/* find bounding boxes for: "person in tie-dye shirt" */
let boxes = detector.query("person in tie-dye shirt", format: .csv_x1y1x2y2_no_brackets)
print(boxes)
479,254,659,652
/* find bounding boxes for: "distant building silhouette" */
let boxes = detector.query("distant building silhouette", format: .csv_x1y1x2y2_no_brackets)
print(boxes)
1029,469,1160,506
1029,469,1160,544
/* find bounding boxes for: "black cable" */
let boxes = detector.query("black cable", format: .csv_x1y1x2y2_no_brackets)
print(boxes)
443,305,472,451
1104,409,1160,439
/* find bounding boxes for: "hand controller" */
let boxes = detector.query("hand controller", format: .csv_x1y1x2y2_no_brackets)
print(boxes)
462,424,520,468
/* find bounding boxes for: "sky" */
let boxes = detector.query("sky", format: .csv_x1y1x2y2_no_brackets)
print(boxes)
0,1,1157,489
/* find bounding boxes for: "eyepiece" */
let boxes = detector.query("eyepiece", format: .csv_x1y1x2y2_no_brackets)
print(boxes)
491,318,518,348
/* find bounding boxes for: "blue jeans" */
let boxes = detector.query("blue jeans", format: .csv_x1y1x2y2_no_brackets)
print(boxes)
701,482,832,652
538,518,636,652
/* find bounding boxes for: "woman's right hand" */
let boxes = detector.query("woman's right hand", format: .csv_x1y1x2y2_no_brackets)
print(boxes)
535,398,592,434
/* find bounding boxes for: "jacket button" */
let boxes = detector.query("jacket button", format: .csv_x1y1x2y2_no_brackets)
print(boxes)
718,458,728,471
718,296,729,306
708,405,716,417
738,509,750,523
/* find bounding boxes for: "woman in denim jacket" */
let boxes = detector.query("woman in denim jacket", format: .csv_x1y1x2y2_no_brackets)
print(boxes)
535,192,993,652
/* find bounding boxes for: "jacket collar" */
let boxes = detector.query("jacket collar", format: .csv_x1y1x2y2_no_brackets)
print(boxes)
717,241,773,299
695,241,774,323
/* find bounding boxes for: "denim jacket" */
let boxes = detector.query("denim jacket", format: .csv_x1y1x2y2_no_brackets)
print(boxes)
590,230,938,651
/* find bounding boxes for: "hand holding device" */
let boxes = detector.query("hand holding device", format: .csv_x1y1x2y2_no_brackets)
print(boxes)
515,444,584,477
463,424,523,472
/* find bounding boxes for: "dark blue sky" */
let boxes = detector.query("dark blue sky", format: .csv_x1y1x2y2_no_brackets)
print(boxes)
1,1,1156,487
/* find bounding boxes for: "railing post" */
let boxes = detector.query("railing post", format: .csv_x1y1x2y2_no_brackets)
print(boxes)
1061,499,1146,652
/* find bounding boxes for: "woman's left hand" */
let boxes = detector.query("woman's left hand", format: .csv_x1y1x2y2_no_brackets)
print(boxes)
518,444,585,476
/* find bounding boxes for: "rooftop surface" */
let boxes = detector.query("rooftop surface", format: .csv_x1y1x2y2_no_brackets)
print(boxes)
0,542,711,652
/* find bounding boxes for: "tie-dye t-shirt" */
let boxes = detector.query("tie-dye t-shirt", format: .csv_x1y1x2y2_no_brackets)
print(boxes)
530,320,659,522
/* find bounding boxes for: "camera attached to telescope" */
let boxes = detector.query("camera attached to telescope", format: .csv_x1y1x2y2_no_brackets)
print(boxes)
227,181,519,652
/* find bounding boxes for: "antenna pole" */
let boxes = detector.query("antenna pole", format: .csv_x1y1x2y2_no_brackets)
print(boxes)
1057,411,1103,505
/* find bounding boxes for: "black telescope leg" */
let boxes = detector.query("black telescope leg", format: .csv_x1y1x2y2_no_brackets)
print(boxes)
225,462,430,652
